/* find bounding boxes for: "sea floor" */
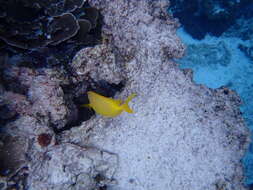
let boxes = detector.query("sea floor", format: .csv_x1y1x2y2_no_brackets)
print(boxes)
176,27,253,184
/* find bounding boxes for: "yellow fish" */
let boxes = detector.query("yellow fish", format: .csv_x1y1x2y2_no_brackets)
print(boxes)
84,91,136,117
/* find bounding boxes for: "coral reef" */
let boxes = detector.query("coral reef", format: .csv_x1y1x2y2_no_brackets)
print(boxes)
0,0,99,49
0,0,250,189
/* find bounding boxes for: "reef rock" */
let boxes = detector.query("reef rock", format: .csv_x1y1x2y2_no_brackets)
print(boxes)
60,0,248,189
70,44,123,84
27,144,118,190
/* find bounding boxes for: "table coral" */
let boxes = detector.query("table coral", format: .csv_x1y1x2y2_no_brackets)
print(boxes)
0,0,101,67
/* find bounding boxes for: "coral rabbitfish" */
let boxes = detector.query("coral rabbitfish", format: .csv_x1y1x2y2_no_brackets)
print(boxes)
83,91,136,117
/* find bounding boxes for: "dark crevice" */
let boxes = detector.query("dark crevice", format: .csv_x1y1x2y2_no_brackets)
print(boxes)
1,77,28,95
53,80,125,134
0,77,20,127
0,114,19,131
94,173,108,190
87,80,125,98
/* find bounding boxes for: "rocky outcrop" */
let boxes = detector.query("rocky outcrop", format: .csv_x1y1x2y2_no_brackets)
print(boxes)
61,0,249,189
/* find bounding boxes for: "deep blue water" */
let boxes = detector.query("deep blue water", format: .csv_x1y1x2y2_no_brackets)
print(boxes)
169,0,253,186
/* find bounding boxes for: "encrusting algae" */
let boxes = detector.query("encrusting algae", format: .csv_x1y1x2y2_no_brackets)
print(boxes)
83,91,136,117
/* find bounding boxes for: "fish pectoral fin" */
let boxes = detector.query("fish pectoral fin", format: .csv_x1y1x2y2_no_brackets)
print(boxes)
81,104,92,109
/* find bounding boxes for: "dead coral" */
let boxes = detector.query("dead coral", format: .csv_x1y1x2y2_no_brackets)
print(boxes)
27,144,118,190
0,115,56,189
0,134,28,176
71,44,123,84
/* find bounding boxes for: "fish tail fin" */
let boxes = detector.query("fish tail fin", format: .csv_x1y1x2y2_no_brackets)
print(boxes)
125,93,137,104
122,93,136,113
122,103,134,113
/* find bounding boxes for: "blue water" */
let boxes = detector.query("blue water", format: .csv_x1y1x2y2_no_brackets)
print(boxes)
175,27,253,185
